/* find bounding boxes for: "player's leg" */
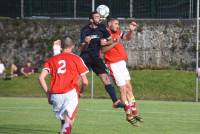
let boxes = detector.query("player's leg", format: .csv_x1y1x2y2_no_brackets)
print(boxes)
125,80,137,114
60,120,65,131
91,59,123,108
120,61,142,120
119,86,132,116
98,73,124,108
60,89,79,134
125,81,144,123
117,61,137,114
50,94,67,133
109,61,140,126
116,82,140,127
60,115,72,134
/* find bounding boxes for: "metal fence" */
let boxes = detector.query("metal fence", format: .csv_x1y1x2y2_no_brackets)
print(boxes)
0,0,197,19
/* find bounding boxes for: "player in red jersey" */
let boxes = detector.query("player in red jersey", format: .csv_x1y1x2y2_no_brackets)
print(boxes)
39,36,89,134
101,18,143,126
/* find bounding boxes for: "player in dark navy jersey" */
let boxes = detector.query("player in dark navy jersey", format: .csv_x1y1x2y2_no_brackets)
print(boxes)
80,11,123,108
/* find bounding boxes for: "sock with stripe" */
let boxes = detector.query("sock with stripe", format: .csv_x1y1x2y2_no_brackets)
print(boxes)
129,96,137,115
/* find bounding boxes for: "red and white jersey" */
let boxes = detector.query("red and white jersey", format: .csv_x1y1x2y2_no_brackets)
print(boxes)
43,52,89,94
104,28,128,63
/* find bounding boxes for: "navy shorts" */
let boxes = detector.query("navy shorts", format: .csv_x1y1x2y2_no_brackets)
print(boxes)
80,52,107,75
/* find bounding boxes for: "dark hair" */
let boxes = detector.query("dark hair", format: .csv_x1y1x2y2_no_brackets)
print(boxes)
89,11,99,20
61,36,75,49
107,17,118,22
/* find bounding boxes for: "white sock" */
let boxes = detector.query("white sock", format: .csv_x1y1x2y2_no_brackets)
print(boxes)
61,123,69,132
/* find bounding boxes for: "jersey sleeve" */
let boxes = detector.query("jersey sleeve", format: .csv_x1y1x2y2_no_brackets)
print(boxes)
43,59,51,74
80,27,86,44
75,57,89,76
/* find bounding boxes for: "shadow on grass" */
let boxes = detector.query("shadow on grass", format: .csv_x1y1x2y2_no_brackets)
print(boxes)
0,125,55,134
0,125,83,134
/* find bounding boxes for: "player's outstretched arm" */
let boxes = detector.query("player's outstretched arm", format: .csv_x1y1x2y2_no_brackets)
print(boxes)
123,21,138,41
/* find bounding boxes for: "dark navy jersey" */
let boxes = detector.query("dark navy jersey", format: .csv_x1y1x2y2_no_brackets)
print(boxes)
80,23,110,56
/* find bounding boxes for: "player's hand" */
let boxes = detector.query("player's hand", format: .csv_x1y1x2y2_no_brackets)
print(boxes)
100,38,108,46
129,21,138,31
79,93,84,98
47,92,53,105
53,40,61,46
84,36,91,44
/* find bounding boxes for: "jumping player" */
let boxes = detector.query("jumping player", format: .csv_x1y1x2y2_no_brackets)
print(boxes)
101,18,143,126
80,11,123,108
39,36,89,134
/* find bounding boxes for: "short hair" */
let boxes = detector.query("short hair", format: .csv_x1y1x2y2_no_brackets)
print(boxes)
107,17,118,23
89,11,99,20
61,36,75,49
107,17,118,27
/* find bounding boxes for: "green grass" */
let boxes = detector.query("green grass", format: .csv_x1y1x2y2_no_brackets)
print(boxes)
0,97,199,134
0,70,199,101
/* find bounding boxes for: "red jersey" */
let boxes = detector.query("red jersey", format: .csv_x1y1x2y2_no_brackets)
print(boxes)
104,29,128,63
43,52,88,94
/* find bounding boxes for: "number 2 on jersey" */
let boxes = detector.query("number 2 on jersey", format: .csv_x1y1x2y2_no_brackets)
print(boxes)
57,60,66,74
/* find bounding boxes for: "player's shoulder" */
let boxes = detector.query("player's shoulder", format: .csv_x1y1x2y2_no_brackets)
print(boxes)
81,24,90,32
67,53,82,61
46,53,63,62
98,23,107,30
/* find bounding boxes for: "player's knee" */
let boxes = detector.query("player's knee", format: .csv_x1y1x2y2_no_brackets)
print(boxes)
120,86,127,94
99,74,111,85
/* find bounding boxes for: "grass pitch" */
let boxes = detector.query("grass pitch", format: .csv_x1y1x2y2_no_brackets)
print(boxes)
0,97,199,134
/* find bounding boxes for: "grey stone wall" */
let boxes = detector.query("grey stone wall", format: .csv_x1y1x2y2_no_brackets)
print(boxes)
124,20,196,70
0,19,196,70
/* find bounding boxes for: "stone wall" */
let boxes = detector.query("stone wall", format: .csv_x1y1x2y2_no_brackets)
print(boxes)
0,19,196,70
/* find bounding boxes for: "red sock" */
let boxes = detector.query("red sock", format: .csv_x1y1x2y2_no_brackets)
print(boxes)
63,123,72,134
124,104,132,115
130,96,137,115
130,102,137,115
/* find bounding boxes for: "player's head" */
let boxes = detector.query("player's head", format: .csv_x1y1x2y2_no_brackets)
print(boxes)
61,36,75,50
108,18,119,32
89,11,101,25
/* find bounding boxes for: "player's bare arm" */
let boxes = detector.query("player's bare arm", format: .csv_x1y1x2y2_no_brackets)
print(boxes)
79,74,88,97
80,36,92,52
123,21,138,40
38,69,52,104
101,41,117,53
100,36,114,46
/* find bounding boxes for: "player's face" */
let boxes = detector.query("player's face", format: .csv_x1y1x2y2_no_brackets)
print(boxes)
27,62,31,67
111,20,119,32
92,13,101,25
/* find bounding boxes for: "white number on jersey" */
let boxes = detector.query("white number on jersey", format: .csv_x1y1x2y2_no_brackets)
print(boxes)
57,60,66,74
